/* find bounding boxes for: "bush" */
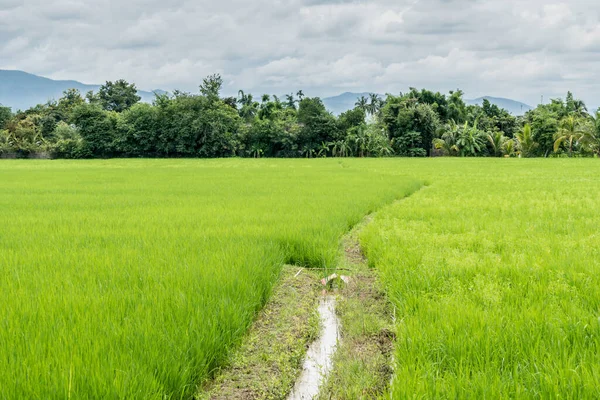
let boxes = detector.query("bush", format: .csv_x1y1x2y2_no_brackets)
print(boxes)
47,122,88,159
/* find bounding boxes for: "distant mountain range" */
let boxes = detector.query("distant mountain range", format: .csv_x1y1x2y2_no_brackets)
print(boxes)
0,70,533,116
321,92,533,116
0,70,162,111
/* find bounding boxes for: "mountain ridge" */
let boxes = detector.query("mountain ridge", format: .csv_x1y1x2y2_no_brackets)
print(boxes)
321,92,533,116
0,70,162,111
1,70,533,116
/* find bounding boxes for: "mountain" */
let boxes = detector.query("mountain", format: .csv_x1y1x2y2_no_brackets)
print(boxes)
465,96,533,116
0,70,163,111
1,71,534,117
322,92,533,116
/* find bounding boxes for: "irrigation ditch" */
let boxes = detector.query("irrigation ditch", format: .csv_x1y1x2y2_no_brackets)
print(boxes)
198,206,404,400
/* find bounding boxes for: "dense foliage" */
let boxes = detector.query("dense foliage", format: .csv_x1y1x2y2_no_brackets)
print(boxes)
1,75,598,158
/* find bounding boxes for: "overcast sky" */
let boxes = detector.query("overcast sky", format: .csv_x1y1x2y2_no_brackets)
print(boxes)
1,0,600,106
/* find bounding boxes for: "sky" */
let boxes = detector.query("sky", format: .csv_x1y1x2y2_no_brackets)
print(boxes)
1,0,600,106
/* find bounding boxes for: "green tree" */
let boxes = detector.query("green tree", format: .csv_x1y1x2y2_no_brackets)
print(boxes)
367,93,382,117
297,98,338,156
355,96,368,112
579,111,600,156
2,115,46,156
71,103,119,157
433,121,460,156
48,122,86,159
58,89,85,114
456,121,487,157
554,116,586,156
98,80,141,112
0,105,12,129
486,130,507,157
285,94,297,110
516,123,537,157
526,107,558,156
200,74,223,100
338,107,366,134
382,95,440,156
237,90,259,121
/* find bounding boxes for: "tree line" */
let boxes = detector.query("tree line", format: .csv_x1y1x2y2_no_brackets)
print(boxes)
1,74,598,158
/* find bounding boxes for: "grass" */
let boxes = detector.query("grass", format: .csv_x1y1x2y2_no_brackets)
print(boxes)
0,159,421,399
359,158,600,398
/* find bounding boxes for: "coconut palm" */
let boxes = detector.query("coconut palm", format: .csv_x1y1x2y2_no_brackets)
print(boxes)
579,111,600,155
237,91,257,121
503,139,516,157
367,93,381,116
433,121,460,156
285,94,297,109
272,95,283,110
487,131,507,157
355,96,368,112
516,123,538,157
554,116,585,156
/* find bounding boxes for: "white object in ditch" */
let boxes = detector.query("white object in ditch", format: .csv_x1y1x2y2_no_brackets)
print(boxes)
287,295,340,400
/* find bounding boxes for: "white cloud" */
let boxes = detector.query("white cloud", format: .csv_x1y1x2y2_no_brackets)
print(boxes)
1,0,600,106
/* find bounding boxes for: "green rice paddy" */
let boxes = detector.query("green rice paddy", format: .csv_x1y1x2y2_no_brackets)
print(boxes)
2,158,600,399
0,159,420,399
361,158,600,398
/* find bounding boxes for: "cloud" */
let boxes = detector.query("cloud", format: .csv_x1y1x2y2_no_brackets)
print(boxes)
1,0,599,106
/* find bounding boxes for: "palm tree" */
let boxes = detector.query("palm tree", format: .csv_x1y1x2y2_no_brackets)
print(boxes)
487,131,507,157
579,111,600,155
272,95,283,110
296,90,305,101
554,116,585,156
516,123,538,157
355,96,368,112
433,121,460,156
367,93,381,116
238,91,257,121
572,99,588,116
258,94,275,120
503,139,516,157
285,94,296,110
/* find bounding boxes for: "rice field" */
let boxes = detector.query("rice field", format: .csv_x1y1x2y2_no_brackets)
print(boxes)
0,159,421,399
2,158,600,399
360,158,600,398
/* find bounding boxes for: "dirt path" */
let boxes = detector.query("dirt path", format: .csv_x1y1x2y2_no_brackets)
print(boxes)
198,194,417,399
198,266,322,400
316,215,397,400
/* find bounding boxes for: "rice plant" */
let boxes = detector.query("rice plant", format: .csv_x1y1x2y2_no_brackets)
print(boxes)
0,158,421,399
360,158,600,398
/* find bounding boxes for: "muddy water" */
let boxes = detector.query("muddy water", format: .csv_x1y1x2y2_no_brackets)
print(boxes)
288,295,339,400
